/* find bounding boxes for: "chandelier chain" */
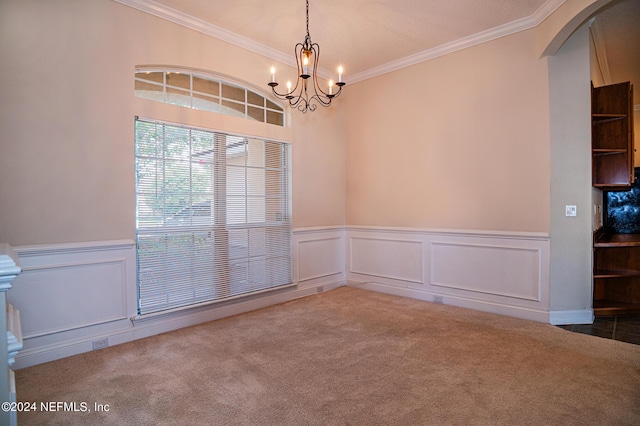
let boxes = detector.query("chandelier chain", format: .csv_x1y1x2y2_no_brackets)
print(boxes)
306,0,310,38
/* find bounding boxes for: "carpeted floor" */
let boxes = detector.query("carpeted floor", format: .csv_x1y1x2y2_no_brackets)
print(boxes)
15,287,640,425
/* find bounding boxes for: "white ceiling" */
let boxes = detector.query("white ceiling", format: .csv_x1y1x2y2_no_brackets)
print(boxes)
119,0,639,103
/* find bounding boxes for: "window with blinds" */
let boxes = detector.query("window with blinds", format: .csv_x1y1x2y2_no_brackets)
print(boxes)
135,118,292,315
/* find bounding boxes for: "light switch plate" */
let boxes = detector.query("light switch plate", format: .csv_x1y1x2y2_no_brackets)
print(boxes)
565,205,577,217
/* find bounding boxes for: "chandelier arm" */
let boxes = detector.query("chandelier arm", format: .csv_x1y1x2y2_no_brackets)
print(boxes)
297,76,312,112
270,41,307,105
298,100,315,113
288,95,304,109
311,43,330,100
271,88,304,109
290,78,310,111
311,43,344,104
288,42,306,94
309,95,330,108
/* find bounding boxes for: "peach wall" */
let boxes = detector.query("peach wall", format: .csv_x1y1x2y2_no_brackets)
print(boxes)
344,28,550,232
0,0,346,246
291,103,347,228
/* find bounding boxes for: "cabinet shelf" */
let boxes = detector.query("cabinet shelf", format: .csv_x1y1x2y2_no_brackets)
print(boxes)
594,233,640,247
593,183,634,190
593,300,640,317
592,113,626,122
592,149,627,155
594,269,640,279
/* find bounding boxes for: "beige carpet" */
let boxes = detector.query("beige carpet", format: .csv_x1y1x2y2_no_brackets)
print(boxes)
16,287,640,425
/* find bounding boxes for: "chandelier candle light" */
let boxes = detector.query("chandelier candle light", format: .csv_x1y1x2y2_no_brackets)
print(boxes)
268,0,345,113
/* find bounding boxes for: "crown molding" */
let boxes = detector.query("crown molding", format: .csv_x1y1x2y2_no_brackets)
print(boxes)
112,0,338,80
348,0,566,83
114,0,566,84
112,0,293,67
532,0,567,25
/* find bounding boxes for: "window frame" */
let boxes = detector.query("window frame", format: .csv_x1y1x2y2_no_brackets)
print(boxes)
135,67,286,127
134,117,293,316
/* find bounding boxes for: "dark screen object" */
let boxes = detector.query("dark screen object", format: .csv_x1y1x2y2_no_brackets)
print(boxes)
606,168,640,234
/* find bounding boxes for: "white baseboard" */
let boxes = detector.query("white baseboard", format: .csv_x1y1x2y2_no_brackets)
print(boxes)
549,309,594,325
348,280,551,323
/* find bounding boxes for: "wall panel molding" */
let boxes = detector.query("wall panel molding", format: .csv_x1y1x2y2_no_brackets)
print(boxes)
12,241,136,341
346,226,555,323
430,241,541,301
16,259,129,339
293,228,345,286
349,236,424,284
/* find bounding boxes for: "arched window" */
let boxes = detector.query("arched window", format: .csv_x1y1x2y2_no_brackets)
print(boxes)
135,68,285,126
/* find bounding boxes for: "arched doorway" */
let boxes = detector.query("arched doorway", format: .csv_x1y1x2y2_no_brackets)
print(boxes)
545,0,638,324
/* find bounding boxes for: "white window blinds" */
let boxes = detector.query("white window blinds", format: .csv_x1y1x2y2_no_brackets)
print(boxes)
135,118,292,315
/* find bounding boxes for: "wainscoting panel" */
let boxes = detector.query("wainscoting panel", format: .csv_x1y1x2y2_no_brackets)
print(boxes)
10,241,137,342
293,227,345,287
11,260,128,338
430,242,541,301
350,236,423,284
347,227,552,322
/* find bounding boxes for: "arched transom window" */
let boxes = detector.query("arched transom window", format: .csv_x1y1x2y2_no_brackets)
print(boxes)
135,68,285,126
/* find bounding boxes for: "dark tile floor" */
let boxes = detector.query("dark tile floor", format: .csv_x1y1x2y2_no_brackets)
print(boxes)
557,316,640,345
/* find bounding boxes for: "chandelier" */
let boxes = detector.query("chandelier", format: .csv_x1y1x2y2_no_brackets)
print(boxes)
268,0,345,113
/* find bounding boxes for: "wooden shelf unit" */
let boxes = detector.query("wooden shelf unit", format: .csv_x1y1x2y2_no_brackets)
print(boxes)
591,81,637,317
591,82,634,190
593,230,640,317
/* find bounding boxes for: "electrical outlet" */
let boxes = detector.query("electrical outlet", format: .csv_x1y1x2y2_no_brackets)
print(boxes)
433,295,443,304
92,338,109,350
565,205,577,217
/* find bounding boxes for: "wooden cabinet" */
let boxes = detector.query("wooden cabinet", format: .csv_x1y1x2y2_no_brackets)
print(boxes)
593,230,640,316
591,82,634,190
